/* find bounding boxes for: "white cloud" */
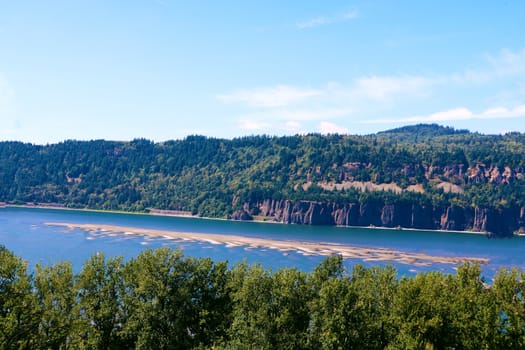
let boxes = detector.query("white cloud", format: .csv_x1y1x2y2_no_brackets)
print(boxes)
402,108,473,123
342,10,359,20
218,47,525,135
448,48,525,84
217,85,322,107
486,48,525,74
220,77,436,135
234,108,351,133
238,119,308,135
296,9,358,29
351,49,525,97
234,108,351,135
238,119,272,131
218,76,434,120
485,105,525,119
351,48,525,97
319,121,348,134
297,17,329,29
353,76,433,100
364,105,525,124
218,48,525,113
269,108,351,121
284,121,301,132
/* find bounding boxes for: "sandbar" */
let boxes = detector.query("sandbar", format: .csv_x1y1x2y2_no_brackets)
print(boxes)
45,222,489,267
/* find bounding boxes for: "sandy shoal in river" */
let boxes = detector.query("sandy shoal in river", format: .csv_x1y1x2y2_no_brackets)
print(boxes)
46,222,489,267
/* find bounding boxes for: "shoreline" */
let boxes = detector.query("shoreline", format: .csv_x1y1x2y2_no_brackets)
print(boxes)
46,222,490,267
1,203,492,237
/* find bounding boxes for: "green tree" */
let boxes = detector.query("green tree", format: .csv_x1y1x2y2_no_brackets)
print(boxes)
34,261,76,349
389,272,456,349
449,263,498,350
122,248,229,349
492,267,525,349
308,264,397,350
268,268,311,349
73,253,126,350
349,265,397,349
309,275,357,349
226,263,275,349
0,245,39,349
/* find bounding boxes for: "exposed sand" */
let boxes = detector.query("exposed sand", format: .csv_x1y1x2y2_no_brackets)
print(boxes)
46,222,489,267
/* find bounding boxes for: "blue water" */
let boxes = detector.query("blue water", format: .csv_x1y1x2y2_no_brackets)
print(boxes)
1,206,524,280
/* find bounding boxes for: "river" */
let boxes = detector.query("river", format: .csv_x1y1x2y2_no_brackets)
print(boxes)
1,206,524,280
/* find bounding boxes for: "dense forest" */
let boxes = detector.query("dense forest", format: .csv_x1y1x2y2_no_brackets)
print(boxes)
2,245,525,349
1,124,524,236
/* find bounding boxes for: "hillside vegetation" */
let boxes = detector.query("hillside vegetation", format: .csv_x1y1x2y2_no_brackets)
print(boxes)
1,124,524,235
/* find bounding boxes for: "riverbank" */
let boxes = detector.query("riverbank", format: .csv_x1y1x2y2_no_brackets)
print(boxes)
2,203,493,237
0,203,493,236
46,222,489,267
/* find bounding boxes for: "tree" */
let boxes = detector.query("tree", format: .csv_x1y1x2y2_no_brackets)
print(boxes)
73,253,126,349
267,268,311,349
308,264,397,350
0,245,39,349
226,263,275,349
389,272,456,349
121,248,229,349
492,267,525,349
34,262,76,349
449,263,498,350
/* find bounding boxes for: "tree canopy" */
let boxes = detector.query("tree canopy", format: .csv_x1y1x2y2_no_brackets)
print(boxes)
1,245,525,349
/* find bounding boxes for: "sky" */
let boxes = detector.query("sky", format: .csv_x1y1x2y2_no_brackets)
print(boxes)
1,1,525,144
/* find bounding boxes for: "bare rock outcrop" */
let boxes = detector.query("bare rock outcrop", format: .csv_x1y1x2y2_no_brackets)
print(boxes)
234,199,523,238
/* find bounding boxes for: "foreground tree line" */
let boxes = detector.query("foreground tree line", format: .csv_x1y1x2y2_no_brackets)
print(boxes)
2,245,525,349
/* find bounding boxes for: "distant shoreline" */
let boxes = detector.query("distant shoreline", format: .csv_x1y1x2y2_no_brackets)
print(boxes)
1,203,491,236
46,222,490,267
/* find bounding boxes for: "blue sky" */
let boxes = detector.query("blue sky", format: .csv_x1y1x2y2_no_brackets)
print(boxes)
1,1,525,144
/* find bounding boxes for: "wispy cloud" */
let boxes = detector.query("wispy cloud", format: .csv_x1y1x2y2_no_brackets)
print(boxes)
235,108,351,134
217,85,322,107
217,75,435,120
218,76,431,133
449,48,525,84
353,75,433,100
297,9,358,29
353,48,525,99
218,47,525,135
319,121,349,134
284,121,303,133
257,107,352,121
237,119,307,135
486,48,525,75
364,105,525,124
238,119,272,131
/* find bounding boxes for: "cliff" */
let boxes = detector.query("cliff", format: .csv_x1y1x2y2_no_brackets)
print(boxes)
237,199,524,237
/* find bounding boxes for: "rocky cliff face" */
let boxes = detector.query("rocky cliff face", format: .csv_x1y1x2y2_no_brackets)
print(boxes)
337,162,523,186
238,199,524,237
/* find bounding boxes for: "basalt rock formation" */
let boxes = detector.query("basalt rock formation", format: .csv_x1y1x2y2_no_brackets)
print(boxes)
240,199,524,237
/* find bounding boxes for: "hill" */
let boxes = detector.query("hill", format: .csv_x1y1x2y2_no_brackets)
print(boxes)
1,124,524,236
379,123,469,136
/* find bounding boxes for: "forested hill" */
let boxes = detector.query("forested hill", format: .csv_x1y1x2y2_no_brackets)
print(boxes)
1,124,524,236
